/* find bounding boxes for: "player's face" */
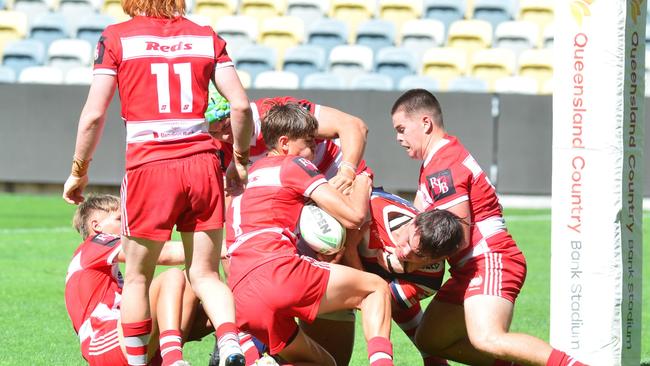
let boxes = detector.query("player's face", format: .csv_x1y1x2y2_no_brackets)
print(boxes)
395,221,440,267
96,210,121,235
287,136,316,160
392,110,426,160
208,117,233,143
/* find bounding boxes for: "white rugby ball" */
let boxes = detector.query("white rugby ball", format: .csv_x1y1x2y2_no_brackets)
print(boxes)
299,204,346,255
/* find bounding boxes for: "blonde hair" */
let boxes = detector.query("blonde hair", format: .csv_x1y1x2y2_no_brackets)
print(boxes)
73,194,120,239
261,103,318,149
122,0,186,18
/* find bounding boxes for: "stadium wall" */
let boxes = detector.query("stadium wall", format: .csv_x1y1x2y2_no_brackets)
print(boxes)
0,85,644,196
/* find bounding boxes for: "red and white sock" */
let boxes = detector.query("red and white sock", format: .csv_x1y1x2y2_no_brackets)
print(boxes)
238,331,260,365
546,349,587,366
216,323,243,361
122,319,152,366
368,336,394,366
159,329,183,366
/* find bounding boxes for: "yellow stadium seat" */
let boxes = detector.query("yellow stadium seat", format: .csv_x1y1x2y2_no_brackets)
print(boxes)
378,0,422,33
469,48,516,91
519,0,554,29
240,0,287,24
421,47,468,90
447,19,492,55
0,10,27,59
258,16,305,69
102,0,130,22
329,0,375,43
518,48,553,92
193,0,237,25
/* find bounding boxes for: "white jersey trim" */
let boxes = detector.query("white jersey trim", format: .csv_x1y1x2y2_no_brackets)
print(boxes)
434,195,468,210
228,228,293,255
216,61,234,69
304,178,327,197
250,102,262,147
94,68,117,76
107,245,122,265
125,119,208,143
423,137,450,167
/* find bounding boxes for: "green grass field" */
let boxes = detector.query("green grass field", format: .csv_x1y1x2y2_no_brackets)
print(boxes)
0,194,647,365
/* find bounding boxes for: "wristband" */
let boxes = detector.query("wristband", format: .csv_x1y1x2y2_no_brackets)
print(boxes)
339,161,357,174
233,149,250,165
71,156,91,177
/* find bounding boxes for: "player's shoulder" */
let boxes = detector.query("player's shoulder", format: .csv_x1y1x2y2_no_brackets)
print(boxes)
283,155,321,177
88,233,121,248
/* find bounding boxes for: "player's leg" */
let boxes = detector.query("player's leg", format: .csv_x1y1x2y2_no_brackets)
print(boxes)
317,263,394,366
277,328,336,366
299,313,355,366
120,236,164,366
148,268,187,365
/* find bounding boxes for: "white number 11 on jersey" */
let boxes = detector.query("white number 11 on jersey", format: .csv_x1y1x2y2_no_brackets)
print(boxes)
151,63,193,113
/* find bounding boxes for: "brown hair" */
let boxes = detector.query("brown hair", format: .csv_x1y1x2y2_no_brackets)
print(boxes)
261,103,319,149
72,194,120,239
391,88,444,128
414,209,465,259
122,0,186,18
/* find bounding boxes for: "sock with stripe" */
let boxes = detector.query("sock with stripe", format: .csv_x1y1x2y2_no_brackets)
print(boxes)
546,348,587,366
216,323,244,362
238,331,260,365
368,336,394,366
159,329,183,366
392,304,449,366
122,319,152,366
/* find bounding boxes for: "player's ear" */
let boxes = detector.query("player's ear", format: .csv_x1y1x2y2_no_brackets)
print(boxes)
422,115,434,133
278,135,290,154
90,218,102,234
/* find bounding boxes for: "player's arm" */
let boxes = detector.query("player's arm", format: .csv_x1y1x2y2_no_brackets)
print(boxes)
316,106,368,192
63,75,117,204
310,174,372,229
443,200,471,253
116,241,185,265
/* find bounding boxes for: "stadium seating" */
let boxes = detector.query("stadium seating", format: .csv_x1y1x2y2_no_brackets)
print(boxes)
517,48,553,92
102,0,129,22
397,74,440,91
0,65,16,83
375,46,417,85
30,13,69,50
377,0,421,32
302,71,346,89
59,0,96,34
542,23,554,48
75,14,114,46
494,20,539,57
399,18,445,59
47,38,92,74
13,0,49,27
287,0,327,25
282,44,326,80
0,10,28,58
216,15,258,57
494,75,538,94
350,72,394,90
328,44,373,85
193,0,237,25
447,76,489,93
258,16,304,66
306,18,348,56
254,70,300,88
518,0,554,29
469,47,516,91
329,0,375,43
234,44,276,80
240,0,286,24
447,19,493,54
18,65,64,83
237,69,252,88
421,47,468,90
355,19,395,54
64,66,93,84
422,0,465,31
472,0,517,30
1,39,45,76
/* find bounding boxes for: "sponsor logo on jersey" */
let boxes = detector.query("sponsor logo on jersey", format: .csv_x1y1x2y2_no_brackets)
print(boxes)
91,233,120,247
145,41,193,52
427,169,456,201
293,157,320,177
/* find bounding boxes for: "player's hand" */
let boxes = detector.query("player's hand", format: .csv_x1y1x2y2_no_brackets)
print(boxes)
329,168,355,194
62,174,88,204
225,160,248,196
351,172,372,195
315,247,346,264
376,248,407,274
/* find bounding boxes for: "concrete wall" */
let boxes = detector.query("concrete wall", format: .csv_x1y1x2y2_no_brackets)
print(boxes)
0,85,645,196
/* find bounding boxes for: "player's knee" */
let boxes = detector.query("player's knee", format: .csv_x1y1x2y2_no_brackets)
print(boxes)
467,329,506,357
161,267,186,287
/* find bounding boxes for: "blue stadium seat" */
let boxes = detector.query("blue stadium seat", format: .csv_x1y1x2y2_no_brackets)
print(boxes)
30,13,69,50
328,44,373,86
472,0,517,31
354,19,395,54
18,65,64,84
494,20,539,56
287,0,327,25
282,44,326,81
1,39,45,76
48,38,93,74
215,15,258,57
397,75,440,91
399,18,445,60
13,0,49,27
302,72,346,89
0,65,16,83
253,70,300,89
375,46,417,85
234,45,276,81
60,0,97,35
423,0,466,31
307,18,348,56
76,14,115,46
350,73,394,91
447,76,489,93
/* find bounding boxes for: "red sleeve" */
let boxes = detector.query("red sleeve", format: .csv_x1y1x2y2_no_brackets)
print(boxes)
82,234,122,268
213,31,233,68
93,26,120,75
281,156,327,197
425,160,471,209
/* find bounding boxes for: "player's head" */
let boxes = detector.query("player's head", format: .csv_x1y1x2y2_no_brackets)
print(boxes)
72,194,121,239
390,89,444,160
122,0,186,18
262,103,318,160
205,83,233,142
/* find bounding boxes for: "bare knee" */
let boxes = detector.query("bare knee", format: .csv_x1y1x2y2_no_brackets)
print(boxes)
467,329,507,357
159,267,186,287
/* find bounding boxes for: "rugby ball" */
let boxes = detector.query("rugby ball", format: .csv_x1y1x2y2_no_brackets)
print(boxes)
299,204,346,255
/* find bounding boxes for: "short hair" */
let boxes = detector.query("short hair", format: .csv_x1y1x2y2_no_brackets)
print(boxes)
122,0,186,18
72,194,120,239
414,209,465,259
261,103,319,149
391,89,444,127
